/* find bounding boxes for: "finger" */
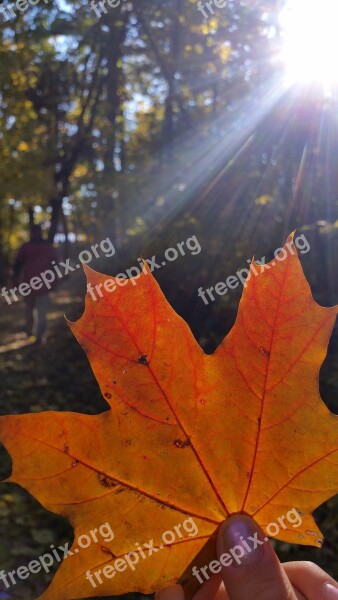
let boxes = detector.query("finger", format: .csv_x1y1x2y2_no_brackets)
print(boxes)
216,514,297,600
192,576,306,600
193,575,226,599
155,584,185,600
284,561,338,599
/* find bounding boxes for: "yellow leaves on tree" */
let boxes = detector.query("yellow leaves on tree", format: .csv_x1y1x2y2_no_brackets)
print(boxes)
0,235,338,599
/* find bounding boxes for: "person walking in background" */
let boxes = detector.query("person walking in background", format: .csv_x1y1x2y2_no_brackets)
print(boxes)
14,224,58,344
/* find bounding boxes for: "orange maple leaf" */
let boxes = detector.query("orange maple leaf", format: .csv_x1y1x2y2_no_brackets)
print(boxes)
1,235,338,599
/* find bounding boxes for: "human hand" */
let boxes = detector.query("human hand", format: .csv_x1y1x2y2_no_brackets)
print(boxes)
155,515,338,600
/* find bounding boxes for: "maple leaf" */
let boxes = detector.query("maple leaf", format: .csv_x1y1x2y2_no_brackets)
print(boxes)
1,235,338,600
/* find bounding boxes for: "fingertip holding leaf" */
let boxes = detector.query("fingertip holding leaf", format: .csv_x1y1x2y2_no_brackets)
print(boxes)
155,585,185,600
0,235,338,599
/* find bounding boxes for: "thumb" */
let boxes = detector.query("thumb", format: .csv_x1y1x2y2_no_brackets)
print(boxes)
216,515,298,600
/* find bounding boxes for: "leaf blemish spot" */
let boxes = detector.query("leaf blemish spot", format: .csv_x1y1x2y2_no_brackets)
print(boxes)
260,346,270,357
173,439,191,448
105,393,112,399
138,354,149,366
98,474,118,488
101,546,115,557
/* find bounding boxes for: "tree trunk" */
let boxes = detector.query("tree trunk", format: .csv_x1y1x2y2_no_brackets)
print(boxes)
28,206,35,228
0,231,6,285
48,197,62,243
